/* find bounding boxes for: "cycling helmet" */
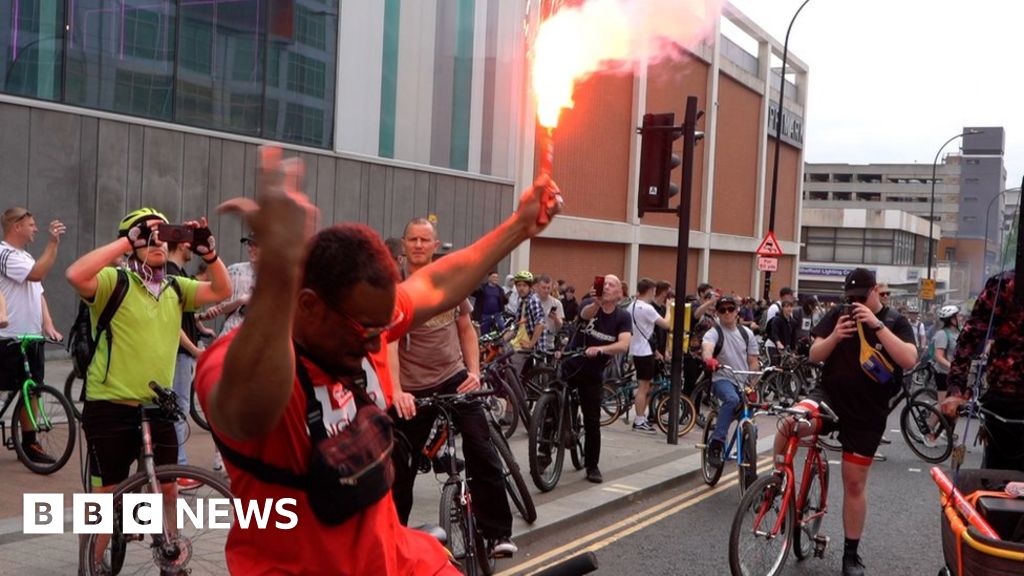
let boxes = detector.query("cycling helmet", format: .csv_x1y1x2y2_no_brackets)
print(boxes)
937,305,960,320
118,207,168,237
512,270,534,284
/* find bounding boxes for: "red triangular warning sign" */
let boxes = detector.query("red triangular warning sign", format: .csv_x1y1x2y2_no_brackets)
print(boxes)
756,231,784,257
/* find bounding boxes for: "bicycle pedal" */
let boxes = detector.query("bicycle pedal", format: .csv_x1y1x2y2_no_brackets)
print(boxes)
695,443,707,449
812,534,829,558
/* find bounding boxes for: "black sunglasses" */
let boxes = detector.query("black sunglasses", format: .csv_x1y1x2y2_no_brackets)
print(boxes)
879,291,891,297
717,306,737,313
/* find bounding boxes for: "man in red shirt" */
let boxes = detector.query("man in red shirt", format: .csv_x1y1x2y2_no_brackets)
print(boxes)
196,147,562,575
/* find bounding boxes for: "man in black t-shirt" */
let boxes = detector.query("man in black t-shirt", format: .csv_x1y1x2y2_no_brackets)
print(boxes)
560,274,631,484
773,268,917,576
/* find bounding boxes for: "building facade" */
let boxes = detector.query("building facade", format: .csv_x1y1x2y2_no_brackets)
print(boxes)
803,127,1007,299
513,3,807,300
0,0,525,330
798,208,942,307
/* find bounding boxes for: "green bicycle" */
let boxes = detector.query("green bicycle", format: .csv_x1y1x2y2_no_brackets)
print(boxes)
1,335,76,474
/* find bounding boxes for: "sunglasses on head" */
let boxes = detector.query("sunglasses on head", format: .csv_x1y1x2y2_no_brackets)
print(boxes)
12,211,31,223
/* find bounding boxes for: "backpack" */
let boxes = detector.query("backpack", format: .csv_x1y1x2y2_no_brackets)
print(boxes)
67,270,181,383
926,327,954,362
712,324,752,359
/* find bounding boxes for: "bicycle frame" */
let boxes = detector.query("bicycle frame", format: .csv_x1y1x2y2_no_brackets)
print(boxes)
2,335,50,429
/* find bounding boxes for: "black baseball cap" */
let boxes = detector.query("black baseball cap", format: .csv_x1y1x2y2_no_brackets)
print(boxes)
843,268,876,297
716,295,739,310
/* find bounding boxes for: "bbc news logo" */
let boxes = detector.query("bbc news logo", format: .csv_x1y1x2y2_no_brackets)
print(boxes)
23,494,298,534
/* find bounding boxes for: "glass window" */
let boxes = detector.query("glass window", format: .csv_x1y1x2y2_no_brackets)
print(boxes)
174,0,263,135
0,0,64,99
264,0,337,148
65,0,175,120
834,229,864,263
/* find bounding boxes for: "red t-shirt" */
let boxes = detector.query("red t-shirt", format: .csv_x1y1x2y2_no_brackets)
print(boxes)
196,286,455,575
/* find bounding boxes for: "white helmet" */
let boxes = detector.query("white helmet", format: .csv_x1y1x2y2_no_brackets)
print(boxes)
937,305,960,320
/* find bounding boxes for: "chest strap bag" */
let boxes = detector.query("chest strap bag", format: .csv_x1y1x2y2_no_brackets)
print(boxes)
211,347,395,526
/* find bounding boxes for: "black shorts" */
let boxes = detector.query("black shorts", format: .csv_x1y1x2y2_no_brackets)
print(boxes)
0,340,44,391
935,372,948,392
82,400,178,488
634,355,657,381
805,388,885,462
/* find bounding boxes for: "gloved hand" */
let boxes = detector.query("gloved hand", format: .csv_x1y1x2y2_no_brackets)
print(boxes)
189,226,216,258
126,220,154,249
703,357,720,372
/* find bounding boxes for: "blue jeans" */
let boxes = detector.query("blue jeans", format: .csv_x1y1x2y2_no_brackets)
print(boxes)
480,312,504,335
172,353,195,465
711,378,740,444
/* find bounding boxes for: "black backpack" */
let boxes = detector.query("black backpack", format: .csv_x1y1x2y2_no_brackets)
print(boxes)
67,270,181,383
712,324,752,359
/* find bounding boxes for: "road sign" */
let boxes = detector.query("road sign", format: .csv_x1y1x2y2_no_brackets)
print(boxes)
755,231,784,257
757,257,778,272
919,278,936,301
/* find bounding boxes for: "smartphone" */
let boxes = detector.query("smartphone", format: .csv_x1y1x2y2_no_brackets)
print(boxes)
157,224,193,244
594,276,605,298
839,303,852,317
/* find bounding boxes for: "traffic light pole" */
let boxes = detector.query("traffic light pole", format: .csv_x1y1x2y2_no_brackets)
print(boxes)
667,96,700,445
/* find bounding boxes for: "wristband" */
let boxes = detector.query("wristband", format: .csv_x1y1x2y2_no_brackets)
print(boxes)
201,251,219,264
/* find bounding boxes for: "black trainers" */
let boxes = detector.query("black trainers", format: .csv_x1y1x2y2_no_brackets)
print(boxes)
23,443,56,465
585,467,603,484
842,554,865,576
707,440,724,469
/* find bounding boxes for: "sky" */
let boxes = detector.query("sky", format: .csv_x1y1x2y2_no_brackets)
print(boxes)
727,0,1024,189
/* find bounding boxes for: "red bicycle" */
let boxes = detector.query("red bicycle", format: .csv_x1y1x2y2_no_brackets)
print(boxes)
728,401,839,576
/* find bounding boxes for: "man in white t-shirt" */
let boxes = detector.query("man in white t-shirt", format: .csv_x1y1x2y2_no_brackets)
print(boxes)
535,274,564,352
629,278,671,433
0,207,66,464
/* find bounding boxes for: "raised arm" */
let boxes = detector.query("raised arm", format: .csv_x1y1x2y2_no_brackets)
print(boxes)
400,176,561,327
208,148,314,441
66,238,133,299
27,220,65,282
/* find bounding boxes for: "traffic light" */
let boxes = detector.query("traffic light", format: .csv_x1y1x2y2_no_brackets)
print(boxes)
637,113,683,216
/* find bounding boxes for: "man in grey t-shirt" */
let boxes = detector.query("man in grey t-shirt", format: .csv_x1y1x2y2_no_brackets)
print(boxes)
701,296,759,471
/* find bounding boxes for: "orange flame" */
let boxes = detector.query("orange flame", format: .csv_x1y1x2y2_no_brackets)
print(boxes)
531,0,724,129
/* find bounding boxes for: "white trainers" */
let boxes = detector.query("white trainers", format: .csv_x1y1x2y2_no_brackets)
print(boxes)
632,420,656,434
491,537,518,557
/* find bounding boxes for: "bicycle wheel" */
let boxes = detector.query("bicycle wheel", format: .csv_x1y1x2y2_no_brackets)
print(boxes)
64,371,84,420
528,392,565,492
488,422,537,523
440,482,480,576
794,451,829,561
655,393,697,437
190,380,211,432
599,382,622,426
729,474,794,576
900,400,953,463
701,411,723,486
738,420,759,494
503,363,532,433
910,385,939,406
568,399,584,471
80,465,233,575
691,375,714,429
12,384,77,474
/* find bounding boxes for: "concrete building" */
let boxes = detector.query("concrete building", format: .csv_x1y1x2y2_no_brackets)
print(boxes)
803,127,1007,299
0,0,804,332
798,208,942,307
513,3,807,300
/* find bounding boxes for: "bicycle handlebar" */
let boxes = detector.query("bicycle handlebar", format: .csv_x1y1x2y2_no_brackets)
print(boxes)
414,388,497,409
773,400,839,424
148,381,185,421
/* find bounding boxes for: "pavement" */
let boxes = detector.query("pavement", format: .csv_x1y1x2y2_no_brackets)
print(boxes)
0,357,775,574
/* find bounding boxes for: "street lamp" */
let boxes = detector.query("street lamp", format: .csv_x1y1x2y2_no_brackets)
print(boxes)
764,0,813,302
925,129,983,285
983,187,1020,276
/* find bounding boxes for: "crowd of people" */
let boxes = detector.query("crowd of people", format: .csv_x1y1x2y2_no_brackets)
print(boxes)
0,144,1021,576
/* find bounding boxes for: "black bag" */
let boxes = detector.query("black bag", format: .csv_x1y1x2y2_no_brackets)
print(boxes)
66,269,130,380
212,348,395,526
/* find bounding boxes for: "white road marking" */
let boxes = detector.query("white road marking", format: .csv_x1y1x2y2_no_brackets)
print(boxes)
908,468,922,473
828,460,841,465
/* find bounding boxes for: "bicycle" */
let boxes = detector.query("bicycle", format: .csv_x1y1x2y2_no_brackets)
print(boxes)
600,361,696,437
816,367,953,463
79,382,233,576
418,389,537,524
1,335,76,474
415,389,505,576
527,350,587,492
479,330,530,439
698,364,779,494
728,401,839,576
